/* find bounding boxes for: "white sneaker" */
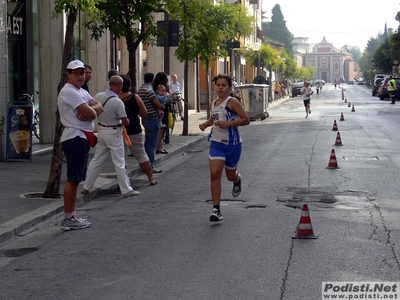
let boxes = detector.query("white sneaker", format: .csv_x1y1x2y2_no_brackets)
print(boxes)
209,209,224,222
61,217,90,231
232,174,242,198
123,190,140,197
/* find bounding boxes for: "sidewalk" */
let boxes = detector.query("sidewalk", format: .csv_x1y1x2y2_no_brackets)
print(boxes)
0,109,211,245
0,97,287,245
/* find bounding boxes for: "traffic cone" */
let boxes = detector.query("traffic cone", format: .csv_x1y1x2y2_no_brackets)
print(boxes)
351,105,355,112
292,204,318,239
348,101,351,107
344,97,347,103
331,120,338,131
334,132,343,146
326,149,340,169
340,113,345,121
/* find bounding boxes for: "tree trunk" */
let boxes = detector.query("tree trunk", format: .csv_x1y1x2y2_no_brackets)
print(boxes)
206,61,211,120
43,9,77,198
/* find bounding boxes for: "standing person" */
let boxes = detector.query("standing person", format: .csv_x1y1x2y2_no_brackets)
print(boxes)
301,81,313,118
388,76,396,104
232,77,238,90
199,74,250,222
81,64,92,93
274,81,281,100
103,69,119,91
82,75,140,197
153,72,170,144
119,75,157,185
138,72,165,173
58,59,104,231
155,84,169,154
169,74,184,120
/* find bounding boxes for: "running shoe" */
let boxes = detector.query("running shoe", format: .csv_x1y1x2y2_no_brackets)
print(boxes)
209,208,224,222
309,110,311,114
232,174,242,197
61,216,90,231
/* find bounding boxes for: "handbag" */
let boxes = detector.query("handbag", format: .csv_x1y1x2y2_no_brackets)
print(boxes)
122,126,132,147
168,111,174,129
81,130,98,147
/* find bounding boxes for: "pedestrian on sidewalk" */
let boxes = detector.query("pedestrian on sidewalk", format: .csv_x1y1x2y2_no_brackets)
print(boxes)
81,64,92,93
155,84,169,154
119,75,157,186
169,74,184,120
139,72,165,173
199,74,250,222
58,59,104,231
301,81,313,118
82,75,140,198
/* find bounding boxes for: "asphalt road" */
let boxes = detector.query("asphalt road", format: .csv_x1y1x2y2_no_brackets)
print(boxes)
1,83,400,300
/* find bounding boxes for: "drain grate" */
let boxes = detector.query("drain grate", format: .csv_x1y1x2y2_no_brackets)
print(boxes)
343,156,379,161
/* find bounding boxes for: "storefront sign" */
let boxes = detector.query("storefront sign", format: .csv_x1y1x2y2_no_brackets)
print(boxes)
6,101,32,161
7,15,23,35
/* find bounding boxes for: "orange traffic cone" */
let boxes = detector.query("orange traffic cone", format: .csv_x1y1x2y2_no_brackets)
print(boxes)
326,149,340,169
340,113,345,121
351,105,355,112
292,204,318,239
348,101,351,107
344,97,347,103
331,120,338,131
334,132,343,146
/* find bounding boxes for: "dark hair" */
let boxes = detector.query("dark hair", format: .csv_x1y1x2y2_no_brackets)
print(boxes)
120,74,131,93
84,64,92,71
212,74,232,88
144,72,155,84
153,72,169,92
107,69,119,80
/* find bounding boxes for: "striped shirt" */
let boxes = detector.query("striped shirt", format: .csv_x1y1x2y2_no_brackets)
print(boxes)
138,83,158,119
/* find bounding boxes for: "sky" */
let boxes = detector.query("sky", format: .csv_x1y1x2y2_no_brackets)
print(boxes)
261,0,400,50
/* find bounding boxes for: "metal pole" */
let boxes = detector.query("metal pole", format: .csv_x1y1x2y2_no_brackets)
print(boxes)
156,9,170,76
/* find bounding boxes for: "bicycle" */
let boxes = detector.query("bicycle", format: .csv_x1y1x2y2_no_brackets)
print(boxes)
168,92,183,137
17,91,40,139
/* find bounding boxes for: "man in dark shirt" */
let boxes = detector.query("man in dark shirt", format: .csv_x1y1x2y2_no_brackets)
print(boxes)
137,73,165,173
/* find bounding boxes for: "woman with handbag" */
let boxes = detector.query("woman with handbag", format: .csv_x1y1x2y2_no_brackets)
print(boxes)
120,75,157,185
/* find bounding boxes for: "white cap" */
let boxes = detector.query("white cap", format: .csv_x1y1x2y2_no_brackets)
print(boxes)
67,60,85,70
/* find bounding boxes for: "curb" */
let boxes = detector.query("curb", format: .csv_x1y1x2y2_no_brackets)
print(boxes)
0,134,207,245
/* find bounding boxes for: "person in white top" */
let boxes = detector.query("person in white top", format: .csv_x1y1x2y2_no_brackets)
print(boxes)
199,74,250,222
82,75,140,198
301,81,313,118
58,59,104,231
169,74,184,120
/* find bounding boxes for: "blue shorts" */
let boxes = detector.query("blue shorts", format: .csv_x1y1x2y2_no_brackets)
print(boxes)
209,141,242,169
61,136,90,182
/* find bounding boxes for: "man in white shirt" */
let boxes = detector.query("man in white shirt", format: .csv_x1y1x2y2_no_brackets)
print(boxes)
58,59,104,231
82,75,140,198
169,74,184,120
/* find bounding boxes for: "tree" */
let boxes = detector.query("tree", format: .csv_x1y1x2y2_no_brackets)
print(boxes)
43,0,99,198
168,0,253,119
262,4,293,55
86,0,165,92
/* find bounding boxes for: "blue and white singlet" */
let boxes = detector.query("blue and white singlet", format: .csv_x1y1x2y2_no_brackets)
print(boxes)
208,96,242,145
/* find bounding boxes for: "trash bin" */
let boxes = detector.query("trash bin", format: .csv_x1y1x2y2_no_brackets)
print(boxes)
234,84,269,121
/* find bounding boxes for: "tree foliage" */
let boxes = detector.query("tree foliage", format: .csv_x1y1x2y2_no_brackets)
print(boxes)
262,4,293,55
167,0,254,118
86,0,165,92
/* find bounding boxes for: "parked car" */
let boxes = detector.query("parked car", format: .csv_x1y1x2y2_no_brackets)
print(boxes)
372,78,384,96
378,76,400,100
291,82,304,97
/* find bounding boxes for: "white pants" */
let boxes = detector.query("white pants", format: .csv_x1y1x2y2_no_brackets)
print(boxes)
84,127,133,195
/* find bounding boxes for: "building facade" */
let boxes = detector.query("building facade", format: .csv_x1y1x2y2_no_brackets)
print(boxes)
293,36,355,83
0,0,263,160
